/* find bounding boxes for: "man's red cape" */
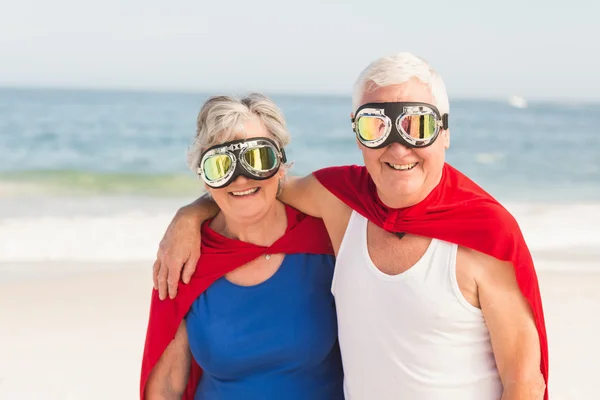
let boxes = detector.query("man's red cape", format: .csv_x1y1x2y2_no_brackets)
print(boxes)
139,205,334,399
313,163,549,399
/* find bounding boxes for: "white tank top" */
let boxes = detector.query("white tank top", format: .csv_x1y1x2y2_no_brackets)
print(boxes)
332,211,502,400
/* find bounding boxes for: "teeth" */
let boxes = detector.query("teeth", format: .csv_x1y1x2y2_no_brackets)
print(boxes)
388,162,417,170
231,187,259,196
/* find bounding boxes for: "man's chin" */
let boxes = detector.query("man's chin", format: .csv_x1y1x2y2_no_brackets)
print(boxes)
383,175,421,191
376,180,424,207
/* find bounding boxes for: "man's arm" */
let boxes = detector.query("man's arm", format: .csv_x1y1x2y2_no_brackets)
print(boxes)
154,174,331,299
145,321,192,400
280,174,352,254
153,192,219,299
474,253,546,399
278,174,332,218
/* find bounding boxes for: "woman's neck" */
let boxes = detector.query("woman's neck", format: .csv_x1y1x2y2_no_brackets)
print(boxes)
215,201,287,247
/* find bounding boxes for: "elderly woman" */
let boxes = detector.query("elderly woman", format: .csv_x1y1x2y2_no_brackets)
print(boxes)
140,93,344,400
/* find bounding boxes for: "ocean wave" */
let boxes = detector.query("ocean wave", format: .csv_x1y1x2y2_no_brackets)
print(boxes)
0,209,173,263
1,200,599,268
507,203,600,259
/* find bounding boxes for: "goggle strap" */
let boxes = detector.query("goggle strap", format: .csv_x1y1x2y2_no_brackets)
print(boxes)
280,148,287,163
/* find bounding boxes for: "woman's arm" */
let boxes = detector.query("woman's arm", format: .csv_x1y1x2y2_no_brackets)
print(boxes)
145,321,192,400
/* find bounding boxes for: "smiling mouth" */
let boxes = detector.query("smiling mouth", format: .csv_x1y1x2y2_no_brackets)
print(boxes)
386,162,418,171
229,187,260,197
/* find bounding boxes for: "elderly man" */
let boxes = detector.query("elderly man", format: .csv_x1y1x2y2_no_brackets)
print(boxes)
152,52,548,399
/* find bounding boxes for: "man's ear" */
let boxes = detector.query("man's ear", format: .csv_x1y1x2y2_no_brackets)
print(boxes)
442,129,450,149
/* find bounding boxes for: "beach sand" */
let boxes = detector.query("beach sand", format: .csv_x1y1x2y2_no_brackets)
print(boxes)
0,260,598,399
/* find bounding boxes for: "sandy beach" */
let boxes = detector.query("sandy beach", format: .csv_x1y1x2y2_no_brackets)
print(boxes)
0,260,598,400
0,265,151,400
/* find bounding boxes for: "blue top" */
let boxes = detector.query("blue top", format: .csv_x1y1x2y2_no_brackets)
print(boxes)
186,253,344,400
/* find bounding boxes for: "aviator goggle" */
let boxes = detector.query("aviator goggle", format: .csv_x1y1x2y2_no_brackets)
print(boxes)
197,137,287,188
352,102,449,149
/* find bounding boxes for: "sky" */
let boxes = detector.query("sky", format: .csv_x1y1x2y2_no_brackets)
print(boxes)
0,0,598,101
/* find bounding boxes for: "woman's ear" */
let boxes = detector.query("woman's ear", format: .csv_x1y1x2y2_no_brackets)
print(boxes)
277,164,286,180
203,184,213,199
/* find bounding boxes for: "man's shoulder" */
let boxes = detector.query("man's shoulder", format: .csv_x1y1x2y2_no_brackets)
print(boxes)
458,245,510,265
457,245,514,280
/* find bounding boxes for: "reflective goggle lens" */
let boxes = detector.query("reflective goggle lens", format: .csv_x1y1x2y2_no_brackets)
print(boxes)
357,116,388,141
202,154,232,181
399,114,437,140
243,146,278,171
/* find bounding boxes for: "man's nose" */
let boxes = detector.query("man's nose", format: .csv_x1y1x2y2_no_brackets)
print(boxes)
385,141,413,158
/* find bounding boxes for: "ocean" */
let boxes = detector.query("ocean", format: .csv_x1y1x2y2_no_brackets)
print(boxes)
1,87,599,271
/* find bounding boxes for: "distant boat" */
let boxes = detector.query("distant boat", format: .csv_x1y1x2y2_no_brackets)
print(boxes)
508,95,527,109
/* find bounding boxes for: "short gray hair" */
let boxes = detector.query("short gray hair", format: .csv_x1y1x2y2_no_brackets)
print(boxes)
187,93,291,171
352,52,450,116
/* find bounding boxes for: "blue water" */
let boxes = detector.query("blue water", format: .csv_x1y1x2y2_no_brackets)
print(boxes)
1,87,599,201
1,87,599,266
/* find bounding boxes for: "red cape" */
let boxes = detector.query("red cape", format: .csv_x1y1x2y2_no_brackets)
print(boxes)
313,163,549,399
140,205,334,399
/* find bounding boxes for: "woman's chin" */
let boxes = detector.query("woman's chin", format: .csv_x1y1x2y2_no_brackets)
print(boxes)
225,197,275,221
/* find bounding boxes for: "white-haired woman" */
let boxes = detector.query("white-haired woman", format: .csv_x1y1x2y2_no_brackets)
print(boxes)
141,93,344,400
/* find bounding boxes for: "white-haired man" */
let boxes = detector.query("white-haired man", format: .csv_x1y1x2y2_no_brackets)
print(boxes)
152,53,548,399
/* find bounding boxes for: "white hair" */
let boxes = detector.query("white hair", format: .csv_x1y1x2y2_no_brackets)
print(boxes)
352,52,450,115
186,93,291,172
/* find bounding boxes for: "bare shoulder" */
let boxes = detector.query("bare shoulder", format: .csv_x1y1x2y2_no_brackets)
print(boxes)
457,246,515,284
456,246,516,309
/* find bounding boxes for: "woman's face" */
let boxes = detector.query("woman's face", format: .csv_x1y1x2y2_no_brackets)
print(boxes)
206,117,285,224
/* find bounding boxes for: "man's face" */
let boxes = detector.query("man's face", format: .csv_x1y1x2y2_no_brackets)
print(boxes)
354,78,450,208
